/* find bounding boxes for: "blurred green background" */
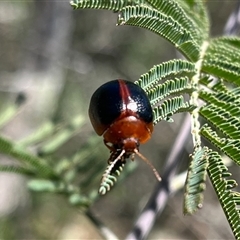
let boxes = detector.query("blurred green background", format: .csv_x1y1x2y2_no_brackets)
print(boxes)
0,1,239,239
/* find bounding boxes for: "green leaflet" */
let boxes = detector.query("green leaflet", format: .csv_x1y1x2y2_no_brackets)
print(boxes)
136,59,196,91
207,151,240,239
99,174,118,195
207,39,240,65
145,0,202,43
211,80,229,93
200,90,240,114
176,0,209,38
184,146,209,214
202,38,240,85
200,125,240,166
153,96,195,124
231,87,240,98
0,136,55,178
178,40,200,61
70,0,139,11
203,78,240,103
98,159,125,195
71,0,209,45
0,165,35,176
28,179,66,192
211,36,240,50
148,77,193,106
200,104,240,140
118,5,200,61
199,91,240,140
198,75,213,87
135,59,196,125
202,58,240,85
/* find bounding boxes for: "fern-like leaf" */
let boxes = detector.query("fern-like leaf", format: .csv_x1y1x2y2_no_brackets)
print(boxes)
202,58,240,85
200,125,240,166
0,136,55,178
153,96,195,124
148,77,193,106
136,59,196,91
200,105,240,140
118,5,200,61
70,0,138,11
207,151,240,239
206,38,240,64
211,36,240,50
184,146,209,214
145,0,202,43
201,79,240,104
200,89,240,109
0,165,35,176
99,159,125,195
200,90,240,138
176,0,209,38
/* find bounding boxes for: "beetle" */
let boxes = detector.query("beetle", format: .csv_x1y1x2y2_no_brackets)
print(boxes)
89,79,161,193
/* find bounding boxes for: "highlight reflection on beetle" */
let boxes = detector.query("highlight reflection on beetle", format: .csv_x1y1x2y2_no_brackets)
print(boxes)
89,79,161,194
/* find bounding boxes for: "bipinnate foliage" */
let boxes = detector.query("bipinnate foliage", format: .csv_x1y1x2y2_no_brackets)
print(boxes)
1,0,240,238
71,0,240,238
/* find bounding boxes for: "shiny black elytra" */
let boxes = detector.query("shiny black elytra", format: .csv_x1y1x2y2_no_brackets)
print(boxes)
89,79,161,194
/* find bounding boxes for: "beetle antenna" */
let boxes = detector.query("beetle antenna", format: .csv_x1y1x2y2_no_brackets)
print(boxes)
134,149,161,181
102,149,125,182
99,149,126,195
